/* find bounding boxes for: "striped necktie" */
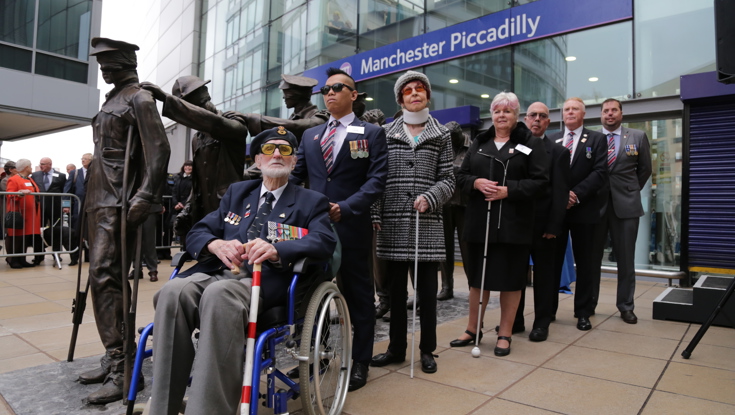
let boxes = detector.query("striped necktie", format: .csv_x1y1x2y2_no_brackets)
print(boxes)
565,131,574,164
247,192,274,241
607,133,616,167
321,120,338,174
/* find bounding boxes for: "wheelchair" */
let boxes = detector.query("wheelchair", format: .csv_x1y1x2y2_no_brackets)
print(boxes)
128,252,352,415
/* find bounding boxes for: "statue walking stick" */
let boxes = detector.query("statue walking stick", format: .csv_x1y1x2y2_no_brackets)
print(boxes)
67,204,89,362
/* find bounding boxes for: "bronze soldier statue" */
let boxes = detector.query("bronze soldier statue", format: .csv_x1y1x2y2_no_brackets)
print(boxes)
142,76,249,227
79,37,171,404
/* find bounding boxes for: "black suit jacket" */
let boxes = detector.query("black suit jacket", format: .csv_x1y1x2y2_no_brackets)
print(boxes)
549,128,608,224
31,170,67,226
535,135,571,236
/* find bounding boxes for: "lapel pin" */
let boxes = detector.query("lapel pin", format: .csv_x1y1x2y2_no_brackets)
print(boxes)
279,213,286,218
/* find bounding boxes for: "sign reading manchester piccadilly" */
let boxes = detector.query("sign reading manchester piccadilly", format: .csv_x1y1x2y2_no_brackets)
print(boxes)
304,0,632,89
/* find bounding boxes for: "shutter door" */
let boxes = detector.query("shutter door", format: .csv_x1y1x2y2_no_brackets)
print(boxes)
687,101,735,270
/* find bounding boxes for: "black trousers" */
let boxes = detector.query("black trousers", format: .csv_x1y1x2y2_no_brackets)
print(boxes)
555,222,601,318
516,219,561,329
386,261,438,355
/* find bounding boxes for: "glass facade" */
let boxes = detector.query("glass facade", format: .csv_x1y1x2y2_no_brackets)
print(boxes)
198,0,716,271
0,0,92,83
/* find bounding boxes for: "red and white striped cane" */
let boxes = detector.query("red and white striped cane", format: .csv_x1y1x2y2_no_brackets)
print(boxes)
239,262,262,415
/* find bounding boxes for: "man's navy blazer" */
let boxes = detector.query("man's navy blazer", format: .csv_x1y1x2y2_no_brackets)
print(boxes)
290,117,388,248
183,180,337,309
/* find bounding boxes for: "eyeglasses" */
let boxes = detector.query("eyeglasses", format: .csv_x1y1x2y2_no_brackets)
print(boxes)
402,85,426,96
526,112,549,119
320,83,355,95
261,143,294,156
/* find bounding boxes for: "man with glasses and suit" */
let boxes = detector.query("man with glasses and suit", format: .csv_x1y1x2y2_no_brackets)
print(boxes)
290,67,388,391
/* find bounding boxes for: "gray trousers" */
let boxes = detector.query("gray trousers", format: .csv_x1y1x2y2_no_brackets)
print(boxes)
149,272,252,415
594,207,640,312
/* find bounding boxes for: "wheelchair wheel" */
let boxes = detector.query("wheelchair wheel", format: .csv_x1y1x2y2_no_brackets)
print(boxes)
299,281,351,415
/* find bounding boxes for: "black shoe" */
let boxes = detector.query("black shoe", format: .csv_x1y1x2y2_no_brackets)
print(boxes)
149,271,159,282
494,324,525,334
381,311,391,322
21,261,35,268
449,330,483,347
9,261,24,269
348,362,368,392
437,288,453,301
621,310,638,324
577,317,592,331
370,350,405,367
375,304,390,319
32,258,43,265
494,336,512,356
78,365,110,385
86,372,143,405
69,259,78,266
529,327,549,342
420,352,437,373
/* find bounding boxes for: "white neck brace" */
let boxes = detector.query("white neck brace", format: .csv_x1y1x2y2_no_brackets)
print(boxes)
402,108,429,125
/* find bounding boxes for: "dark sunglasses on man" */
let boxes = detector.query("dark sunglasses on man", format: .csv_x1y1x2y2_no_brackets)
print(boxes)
261,143,294,156
320,82,355,95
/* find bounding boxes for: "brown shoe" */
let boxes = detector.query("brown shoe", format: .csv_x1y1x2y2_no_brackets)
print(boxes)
149,271,159,282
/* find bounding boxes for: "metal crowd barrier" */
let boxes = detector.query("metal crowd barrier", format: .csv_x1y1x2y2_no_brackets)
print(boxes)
1,191,81,269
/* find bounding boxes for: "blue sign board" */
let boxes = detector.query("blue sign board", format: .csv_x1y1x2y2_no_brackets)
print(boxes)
304,0,632,89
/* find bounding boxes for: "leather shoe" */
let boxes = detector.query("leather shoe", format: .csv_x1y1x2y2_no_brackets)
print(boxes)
21,261,35,268
577,317,592,331
449,330,483,347
375,303,389,319
494,324,525,334
69,259,78,266
149,271,159,282
494,336,512,356
621,310,638,324
529,327,548,342
420,352,437,374
348,362,368,392
437,288,453,301
86,372,143,405
78,365,110,385
370,350,405,367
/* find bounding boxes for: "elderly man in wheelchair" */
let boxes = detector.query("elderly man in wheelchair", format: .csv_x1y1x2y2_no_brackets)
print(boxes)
146,127,344,415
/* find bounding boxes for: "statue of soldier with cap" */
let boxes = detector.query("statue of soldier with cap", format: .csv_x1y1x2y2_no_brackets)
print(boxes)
240,73,329,140
79,37,171,404
142,76,249,228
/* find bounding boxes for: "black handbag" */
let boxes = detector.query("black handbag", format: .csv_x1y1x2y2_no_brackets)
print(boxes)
4,211,23,230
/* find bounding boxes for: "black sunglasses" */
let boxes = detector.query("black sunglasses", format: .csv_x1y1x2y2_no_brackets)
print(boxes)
320,83,355,95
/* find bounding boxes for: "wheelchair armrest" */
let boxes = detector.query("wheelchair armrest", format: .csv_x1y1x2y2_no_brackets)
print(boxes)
292,257,311,274
171,251,192,269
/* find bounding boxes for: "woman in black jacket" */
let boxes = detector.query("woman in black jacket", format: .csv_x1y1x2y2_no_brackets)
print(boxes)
451,92,548,356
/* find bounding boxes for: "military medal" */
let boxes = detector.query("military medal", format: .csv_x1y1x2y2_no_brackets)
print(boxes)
350,140,358,159
362,139,369,157
244,211,251,218
508,148,514,154
586,147,592,159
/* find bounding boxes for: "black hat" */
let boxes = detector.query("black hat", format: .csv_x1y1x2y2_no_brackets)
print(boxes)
279,74,318,90
89,37,139,55
172,76,211,99
250,126,299,157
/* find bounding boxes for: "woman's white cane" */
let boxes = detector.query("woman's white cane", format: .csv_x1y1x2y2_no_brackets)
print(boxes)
472,200,492,359
410,208,420,378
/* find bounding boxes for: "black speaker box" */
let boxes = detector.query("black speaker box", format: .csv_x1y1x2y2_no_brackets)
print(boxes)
715,0,735,84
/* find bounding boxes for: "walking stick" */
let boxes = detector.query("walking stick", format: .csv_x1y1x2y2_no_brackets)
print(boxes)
472,200,492,359
67,206,88,362
410,209,420,378
241,262,262,415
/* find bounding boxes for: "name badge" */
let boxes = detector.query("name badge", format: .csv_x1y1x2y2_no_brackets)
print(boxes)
346,125,365,134
52,173,59,177
25,182,33,187
515,143,532,155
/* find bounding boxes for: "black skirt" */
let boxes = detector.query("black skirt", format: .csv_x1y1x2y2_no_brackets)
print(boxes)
465,242,529,291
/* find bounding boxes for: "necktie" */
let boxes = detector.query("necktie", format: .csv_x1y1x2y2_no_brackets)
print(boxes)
607,133,616,167
45,173,51,189
565,132,575,164
247,192,275,241
321,120,337,174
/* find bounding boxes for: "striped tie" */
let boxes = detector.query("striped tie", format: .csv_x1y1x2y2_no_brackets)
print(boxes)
247,192,274,241
565,131,574,164
321,121,337,174
607,133,616,167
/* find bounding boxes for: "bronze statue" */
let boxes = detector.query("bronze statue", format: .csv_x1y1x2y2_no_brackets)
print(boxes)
241,73,329,140
142,76,249,227
354,91,386,126
79,37,171,404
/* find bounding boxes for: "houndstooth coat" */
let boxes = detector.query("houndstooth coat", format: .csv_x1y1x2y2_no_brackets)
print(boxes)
372,115,455,261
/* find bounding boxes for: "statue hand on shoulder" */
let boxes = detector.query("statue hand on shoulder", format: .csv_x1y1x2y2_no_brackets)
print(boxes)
140,82,167,101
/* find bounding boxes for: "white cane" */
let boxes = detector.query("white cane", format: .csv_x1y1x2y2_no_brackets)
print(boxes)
410,209,420,378
472,200,492,359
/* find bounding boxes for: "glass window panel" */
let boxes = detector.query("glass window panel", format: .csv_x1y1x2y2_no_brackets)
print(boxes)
0,0,36,47
0,43,32,72
513,37,567,112
358,0,424,52
265,82,283,117
35,52,88,83
268,6,307,82
270,0,306,20
424,48,512,118
305,0,357,68
560,22,632,108
426,0,507,32
635,0,715,98
36,0,92,59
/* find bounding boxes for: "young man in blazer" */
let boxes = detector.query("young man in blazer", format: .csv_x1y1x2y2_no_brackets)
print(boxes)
291,67,388,391
593,98,652,324
549,97,608,331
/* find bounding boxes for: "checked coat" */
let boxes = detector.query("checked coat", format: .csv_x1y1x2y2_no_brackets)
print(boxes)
372,115,455,262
